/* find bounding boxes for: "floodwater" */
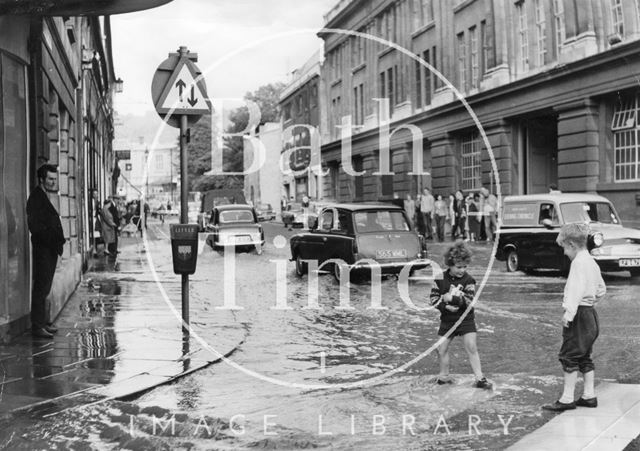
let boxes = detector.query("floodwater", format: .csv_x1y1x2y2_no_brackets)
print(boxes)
2,220,639,450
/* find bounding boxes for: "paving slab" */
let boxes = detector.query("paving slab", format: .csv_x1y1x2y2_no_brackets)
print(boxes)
507,382,640,451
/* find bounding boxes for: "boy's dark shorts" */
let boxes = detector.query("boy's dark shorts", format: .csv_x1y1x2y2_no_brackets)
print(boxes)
438,319,477,337
559,306,599,373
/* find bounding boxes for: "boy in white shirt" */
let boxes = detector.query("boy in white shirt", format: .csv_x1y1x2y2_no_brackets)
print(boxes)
543,223,606,411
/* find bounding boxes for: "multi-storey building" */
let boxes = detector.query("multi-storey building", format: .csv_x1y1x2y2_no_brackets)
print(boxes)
114,138,178,206
0,1,171,341
279,51,325,203
244,122,283,212
319,0,640,227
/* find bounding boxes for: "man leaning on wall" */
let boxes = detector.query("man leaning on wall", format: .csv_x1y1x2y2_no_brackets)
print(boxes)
26,164,66,339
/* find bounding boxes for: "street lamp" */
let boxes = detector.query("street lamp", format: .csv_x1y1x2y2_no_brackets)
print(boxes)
114,77,124,93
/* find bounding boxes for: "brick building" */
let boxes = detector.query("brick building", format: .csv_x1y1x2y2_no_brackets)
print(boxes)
318,0,640,227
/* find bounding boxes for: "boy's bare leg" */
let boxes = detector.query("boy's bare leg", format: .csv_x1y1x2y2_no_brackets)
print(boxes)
437,338,452,379
582,371,595,399
560,371,578,404
463,333,484,380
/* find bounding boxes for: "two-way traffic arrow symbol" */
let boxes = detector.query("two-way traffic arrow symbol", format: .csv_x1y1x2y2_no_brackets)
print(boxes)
188,86,198,106
176,79,186,100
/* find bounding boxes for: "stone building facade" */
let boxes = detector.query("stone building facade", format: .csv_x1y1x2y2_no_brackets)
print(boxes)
318,0,640,227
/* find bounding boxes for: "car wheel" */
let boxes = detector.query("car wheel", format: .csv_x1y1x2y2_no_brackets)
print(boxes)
506,250,519,272
295,255,307,277
332,262,342,282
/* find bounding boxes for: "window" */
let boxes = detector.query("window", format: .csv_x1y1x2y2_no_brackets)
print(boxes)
481,20,495,72
353,156,364,199
125,163,132,171
457,32,467,90
283,102,291,121
535,0,547,66
612,95,640,181
538,203,559,225
553,0,565,56
155,154,163,170
379,67,396,118
354,210,410,233
470,26,479,89
329,162,339,199
517,1,529,72
381,150,394,197
415,49,433,109
352,33,366,67
353,83,364,125
461,131,481,191
310,85,317,108
560,202,621,224
611,0,624,36
413,0,433,29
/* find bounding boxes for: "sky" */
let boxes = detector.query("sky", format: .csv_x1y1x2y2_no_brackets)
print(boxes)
111,0,337,117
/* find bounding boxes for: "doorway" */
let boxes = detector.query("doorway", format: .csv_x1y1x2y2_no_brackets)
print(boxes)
520,116,558,194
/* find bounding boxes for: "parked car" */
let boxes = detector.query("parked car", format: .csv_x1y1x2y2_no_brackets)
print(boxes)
496,193,640,277
290,203,429,281
282,202,318,228
197,189,246,231
204,204,265,254
255,203,276,221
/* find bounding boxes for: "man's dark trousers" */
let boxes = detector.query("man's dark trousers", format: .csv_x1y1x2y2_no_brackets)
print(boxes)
31,246,58,329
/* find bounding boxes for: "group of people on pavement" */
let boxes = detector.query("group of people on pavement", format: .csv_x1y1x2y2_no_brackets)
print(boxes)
404,187,498,242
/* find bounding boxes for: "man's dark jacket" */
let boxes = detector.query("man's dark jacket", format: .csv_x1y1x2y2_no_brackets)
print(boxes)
27,186,65,256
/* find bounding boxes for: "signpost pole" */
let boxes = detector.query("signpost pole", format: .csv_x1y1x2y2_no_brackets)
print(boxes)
180,113,189,331
152,45,209,339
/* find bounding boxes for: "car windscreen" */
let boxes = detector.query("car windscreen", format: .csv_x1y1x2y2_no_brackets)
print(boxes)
502,203,539,226
560,202,620,224
287,203,303,212
354,210,410,232
219,210,254,223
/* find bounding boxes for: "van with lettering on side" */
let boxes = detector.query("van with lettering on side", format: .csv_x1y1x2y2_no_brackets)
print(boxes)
496,193,640,279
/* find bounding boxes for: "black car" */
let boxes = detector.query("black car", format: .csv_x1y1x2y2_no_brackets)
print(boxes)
290,203,429,281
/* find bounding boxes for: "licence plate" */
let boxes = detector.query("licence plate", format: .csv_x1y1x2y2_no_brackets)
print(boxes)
620,258,640,267
376,249,407,259
232,236,251,244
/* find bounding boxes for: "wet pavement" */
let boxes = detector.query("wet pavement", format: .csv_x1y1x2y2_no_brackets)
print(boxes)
0,226,243,419
1,217,640,449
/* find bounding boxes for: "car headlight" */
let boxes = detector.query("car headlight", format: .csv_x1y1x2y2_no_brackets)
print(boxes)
592,232,604,247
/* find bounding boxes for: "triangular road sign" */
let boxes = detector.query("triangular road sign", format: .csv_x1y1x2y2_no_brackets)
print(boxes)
155,58,210,115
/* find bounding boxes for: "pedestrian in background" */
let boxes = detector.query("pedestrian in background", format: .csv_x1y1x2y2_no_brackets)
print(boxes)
452,190,466,240
107,197,120,254
543,223,606,411
483,188,497,242
448,193,456,239
100,199,117,257
468,193,481,242
404,193,415,227
421,188,435,240
433,194,448,242
415,193,425,237
26,164,66,339
429,240,492,389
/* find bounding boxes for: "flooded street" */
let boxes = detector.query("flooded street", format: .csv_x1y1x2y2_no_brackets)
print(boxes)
2,219,639,450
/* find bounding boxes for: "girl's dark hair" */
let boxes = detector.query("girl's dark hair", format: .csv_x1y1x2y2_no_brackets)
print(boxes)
444,240,473,267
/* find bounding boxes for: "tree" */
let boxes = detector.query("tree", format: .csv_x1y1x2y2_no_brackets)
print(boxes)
184,82,285,192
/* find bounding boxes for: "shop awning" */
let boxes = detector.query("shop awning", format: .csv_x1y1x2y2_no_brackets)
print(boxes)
0,0,173,15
